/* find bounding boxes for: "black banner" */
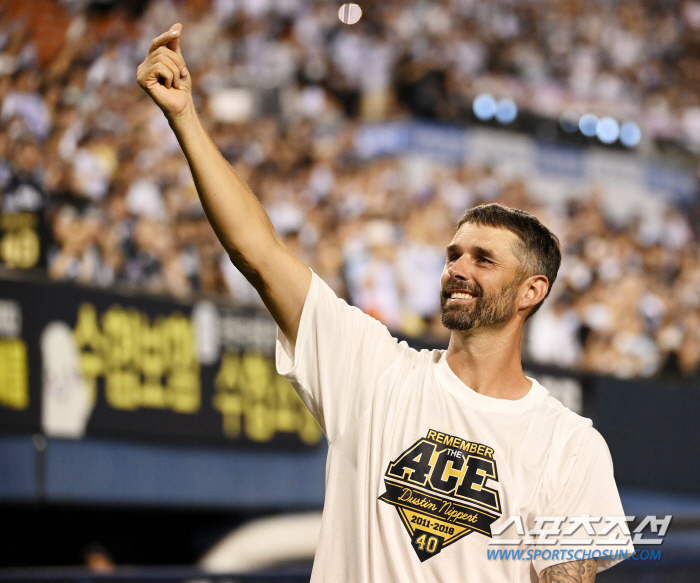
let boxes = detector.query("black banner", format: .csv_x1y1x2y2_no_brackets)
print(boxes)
0,276,321,450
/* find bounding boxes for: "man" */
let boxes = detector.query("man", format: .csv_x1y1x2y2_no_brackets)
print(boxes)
137,24,633,582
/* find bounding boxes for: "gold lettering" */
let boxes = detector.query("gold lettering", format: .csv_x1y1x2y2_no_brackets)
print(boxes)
74,304,201,414
212,350,321,445
1,212,37,231
105,369,140,410
0,338,28,409
69,303,319,446
73,303,102,403
440,500,479,523
0,227,40,268
399,488,438,511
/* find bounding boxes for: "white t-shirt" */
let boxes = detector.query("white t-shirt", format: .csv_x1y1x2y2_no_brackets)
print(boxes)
277,273,634,582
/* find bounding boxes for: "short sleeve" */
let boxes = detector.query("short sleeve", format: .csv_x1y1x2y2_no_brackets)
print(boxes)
533,428,634,576
276,271,407,443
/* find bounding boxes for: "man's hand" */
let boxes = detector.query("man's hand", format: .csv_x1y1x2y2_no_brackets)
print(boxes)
136,23,192,120
540,559,596,582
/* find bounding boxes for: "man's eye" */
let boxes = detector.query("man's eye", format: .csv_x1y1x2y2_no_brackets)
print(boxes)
477,257,492,264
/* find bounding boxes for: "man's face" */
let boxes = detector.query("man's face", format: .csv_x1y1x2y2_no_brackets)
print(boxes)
440,223,524,331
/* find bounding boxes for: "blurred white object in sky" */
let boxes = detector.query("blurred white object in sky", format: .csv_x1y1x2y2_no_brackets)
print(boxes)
338,3,362,25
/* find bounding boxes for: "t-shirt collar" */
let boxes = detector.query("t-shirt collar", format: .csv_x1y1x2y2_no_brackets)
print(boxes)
435,351,547,413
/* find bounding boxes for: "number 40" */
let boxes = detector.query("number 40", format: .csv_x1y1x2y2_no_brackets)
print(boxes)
415,534,439,553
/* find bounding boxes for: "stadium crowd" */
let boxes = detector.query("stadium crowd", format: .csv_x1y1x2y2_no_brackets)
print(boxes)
1,0,700,379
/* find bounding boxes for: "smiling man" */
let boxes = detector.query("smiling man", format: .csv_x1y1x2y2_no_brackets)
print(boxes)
137,24,633,583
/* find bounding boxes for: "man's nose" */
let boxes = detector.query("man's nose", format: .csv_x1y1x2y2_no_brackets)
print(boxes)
447,257,471,281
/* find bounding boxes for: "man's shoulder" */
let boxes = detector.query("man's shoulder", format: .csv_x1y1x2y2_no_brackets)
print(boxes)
537,390,616,475
531,381,604,458
387,342,443,374
536,379,593,431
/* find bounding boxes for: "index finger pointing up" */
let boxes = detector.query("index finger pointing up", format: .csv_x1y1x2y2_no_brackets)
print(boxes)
149,23,184,55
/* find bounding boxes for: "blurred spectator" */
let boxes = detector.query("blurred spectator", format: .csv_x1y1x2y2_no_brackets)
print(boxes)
83,542,115,574
527,297,582,369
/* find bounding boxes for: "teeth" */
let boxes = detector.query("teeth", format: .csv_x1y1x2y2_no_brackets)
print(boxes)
451,292,475,299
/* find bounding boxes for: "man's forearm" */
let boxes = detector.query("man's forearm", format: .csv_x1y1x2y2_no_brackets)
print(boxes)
168,103,280,276
540,559,597,582
168,104,311,341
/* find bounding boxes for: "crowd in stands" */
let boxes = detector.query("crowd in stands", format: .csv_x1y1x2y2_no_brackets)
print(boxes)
1,0,700,379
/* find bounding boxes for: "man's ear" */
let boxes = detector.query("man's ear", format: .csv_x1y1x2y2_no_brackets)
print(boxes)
519,274,549,313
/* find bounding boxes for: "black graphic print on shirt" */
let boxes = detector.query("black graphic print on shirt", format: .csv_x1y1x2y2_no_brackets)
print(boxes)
379,429,502,562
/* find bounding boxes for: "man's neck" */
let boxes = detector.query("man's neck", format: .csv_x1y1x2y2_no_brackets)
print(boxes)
445,322,531,400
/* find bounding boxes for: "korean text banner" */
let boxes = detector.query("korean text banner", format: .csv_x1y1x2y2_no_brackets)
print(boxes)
0,277,321,450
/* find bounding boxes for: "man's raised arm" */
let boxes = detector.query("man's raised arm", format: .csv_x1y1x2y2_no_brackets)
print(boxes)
136,23,311,344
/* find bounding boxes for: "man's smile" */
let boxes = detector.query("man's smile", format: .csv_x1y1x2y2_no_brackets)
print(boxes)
446,291,478,303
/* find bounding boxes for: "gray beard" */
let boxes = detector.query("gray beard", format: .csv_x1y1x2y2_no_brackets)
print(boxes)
440,281,519,331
